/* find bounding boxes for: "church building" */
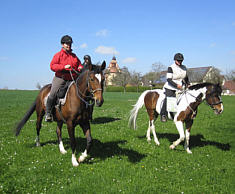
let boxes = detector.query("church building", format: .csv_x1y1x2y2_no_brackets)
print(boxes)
104,56,121,86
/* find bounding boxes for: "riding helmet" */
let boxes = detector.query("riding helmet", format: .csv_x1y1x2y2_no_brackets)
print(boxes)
61,35,73,44
84,55,91,61
174,53,184,61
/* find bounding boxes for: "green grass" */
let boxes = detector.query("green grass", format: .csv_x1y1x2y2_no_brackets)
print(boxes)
0,90,235,193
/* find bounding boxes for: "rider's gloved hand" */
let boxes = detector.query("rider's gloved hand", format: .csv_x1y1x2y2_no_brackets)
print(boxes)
64,64,71,69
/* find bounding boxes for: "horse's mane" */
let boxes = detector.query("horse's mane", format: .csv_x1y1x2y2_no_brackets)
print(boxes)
188,82,213,90
76,69,90,86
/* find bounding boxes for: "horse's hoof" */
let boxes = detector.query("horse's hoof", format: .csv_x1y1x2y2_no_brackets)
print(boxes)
60,150,67,154
169,145,175,149
155,141,160,146
186,148,192,154
36,142,41,147
146,138,151,143
72,159,79,167
78,156,85,163
72,162,79,167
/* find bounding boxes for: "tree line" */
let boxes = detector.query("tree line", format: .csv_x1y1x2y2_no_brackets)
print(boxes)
109,62,235,92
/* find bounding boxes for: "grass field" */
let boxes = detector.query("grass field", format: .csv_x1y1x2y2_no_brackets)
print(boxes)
0,90,235,193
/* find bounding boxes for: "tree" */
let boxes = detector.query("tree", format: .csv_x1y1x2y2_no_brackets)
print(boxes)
111,66,130,92
129,71,142,92
36,82,42,90
142,62,166,86
225,69,235,81
204,67,224,85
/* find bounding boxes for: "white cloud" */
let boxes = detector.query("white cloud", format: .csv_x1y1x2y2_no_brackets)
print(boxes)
95,46,119,55
80,43,88,48
96,29,108,37
122,57,137,64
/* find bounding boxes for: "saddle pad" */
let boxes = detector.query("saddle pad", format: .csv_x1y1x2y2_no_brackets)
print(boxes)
167,97,177,112
44,81,74,106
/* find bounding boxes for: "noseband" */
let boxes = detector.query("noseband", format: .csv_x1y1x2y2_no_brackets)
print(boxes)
205,90,223,107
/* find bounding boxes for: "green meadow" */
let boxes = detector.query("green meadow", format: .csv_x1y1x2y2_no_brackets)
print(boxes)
0,90,234,193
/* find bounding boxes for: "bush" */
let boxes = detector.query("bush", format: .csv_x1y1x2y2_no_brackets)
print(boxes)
105,84,163,92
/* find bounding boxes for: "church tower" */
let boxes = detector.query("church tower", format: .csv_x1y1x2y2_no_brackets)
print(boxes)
105,56,121,86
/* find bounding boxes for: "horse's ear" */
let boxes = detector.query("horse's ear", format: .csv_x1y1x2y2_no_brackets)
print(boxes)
101,61,106,70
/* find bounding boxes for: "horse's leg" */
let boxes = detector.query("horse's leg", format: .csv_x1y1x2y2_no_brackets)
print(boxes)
150,120,160,146
78,122,92,163
170,120,185,149
67,120,78,167
184,119,193,154
146,121,151,142
146,109,160,145
56,121,67,154
35,107,44,147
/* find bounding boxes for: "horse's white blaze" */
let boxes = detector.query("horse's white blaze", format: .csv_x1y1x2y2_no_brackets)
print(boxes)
72,154,79,167
59,141,67,154
220,103,224,112
95,74,101,83
78,150,88,163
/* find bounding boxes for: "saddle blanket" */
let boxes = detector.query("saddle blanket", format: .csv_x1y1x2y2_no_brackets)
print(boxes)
44,81,74,107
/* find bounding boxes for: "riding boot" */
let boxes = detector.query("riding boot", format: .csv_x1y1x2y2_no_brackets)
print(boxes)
160,98,167,122
45,97,55,122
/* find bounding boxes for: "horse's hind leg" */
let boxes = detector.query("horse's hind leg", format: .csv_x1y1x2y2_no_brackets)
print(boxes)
56,121,67,154
78,121,92,163
35,109,44,147
146,109,160,145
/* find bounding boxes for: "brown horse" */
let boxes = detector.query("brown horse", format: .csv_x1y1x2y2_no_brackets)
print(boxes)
15,61,106,166
129,83,223,154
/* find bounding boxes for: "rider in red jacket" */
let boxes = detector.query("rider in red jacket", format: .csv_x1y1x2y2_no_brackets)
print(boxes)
45,35,83,122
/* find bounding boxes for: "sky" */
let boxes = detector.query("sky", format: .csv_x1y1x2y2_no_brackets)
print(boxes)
0,0,235,90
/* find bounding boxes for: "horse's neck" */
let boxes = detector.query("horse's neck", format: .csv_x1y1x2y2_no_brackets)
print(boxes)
76,71,89,93
183,87,207,106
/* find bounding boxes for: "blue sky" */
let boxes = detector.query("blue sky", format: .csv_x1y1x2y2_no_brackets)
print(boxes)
1,0,235,90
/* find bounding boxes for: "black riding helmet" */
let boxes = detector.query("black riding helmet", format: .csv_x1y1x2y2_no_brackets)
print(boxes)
61,35,73,44
84,55,91,61
174,53,184,61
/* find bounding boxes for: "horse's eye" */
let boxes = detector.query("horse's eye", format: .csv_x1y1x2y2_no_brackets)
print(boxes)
90,78,94,82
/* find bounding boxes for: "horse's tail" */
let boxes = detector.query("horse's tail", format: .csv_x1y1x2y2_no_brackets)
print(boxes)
15,100,36,136
129,90,150,130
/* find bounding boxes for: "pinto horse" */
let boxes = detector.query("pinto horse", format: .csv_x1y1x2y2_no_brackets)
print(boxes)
129,83,223,154
15,61,106,166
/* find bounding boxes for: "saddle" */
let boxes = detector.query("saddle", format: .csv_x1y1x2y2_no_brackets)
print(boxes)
57,81,73,99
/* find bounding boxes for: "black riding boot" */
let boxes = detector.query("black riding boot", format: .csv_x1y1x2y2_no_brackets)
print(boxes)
45,97,55,122
160,98,167,122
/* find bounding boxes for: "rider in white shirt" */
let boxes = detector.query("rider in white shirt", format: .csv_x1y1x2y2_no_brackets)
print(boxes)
160,53,190,122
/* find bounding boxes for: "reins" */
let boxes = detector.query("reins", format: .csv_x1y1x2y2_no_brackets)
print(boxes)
178,90,199,117
69,69,96,108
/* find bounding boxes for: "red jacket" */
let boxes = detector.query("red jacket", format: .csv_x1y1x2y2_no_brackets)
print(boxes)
50,48,83,81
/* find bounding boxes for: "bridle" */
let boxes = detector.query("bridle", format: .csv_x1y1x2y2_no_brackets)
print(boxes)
205,90,223,107
69,68,103,107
